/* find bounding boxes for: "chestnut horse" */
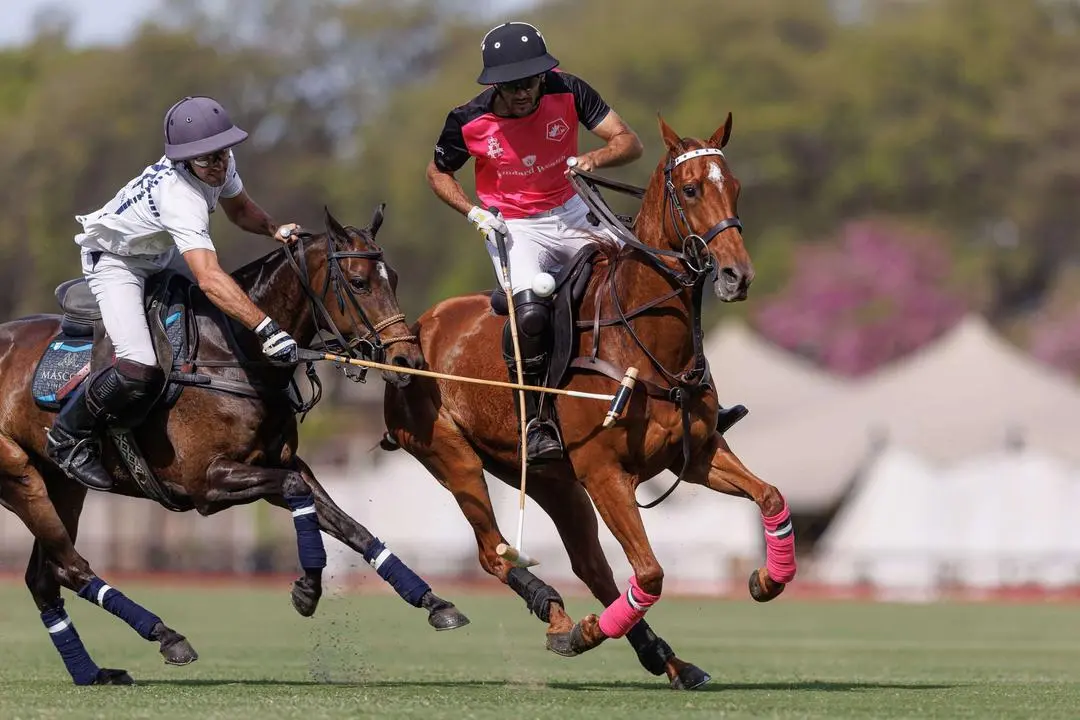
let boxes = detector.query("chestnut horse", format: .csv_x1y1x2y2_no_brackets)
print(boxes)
384,115,796,689
0,206,467,686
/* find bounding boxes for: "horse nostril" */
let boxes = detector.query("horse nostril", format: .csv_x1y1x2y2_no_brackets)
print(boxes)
720,267,741,287
392,356,410,368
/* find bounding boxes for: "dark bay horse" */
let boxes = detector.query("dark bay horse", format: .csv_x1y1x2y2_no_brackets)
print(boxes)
0,206,467,686
384,115,796,689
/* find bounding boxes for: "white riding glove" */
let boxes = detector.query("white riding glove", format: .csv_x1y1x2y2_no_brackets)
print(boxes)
467,206,509,241
255,316,299,365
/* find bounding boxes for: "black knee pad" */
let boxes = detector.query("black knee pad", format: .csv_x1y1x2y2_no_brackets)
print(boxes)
513,290,552,340
504,290,553,372
86,360,164,426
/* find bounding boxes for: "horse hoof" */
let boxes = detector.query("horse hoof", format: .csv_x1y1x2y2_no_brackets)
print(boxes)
748,568,785,603
545,630,580,658
291,576,322,618
428,604,471,631
670,664,711,690
93,668,135,685
160,635,198,666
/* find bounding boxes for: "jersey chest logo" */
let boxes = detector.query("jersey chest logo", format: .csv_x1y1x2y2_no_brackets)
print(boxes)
487,136,505,158
546,117,570,142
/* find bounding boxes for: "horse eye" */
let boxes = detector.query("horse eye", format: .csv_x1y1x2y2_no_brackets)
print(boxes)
349,277,369,292
682,184,697,198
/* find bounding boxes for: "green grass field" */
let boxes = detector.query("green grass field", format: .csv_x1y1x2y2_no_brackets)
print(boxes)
0,580,1077,719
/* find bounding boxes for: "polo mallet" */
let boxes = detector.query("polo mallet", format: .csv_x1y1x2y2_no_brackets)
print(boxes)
485,209,539,569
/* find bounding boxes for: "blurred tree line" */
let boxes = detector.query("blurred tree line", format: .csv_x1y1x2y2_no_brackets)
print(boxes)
2,0,1079,378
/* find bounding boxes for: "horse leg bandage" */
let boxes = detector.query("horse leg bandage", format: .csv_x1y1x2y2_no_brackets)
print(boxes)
507,567,564,623
363,538,430,607
285,493,327,571
77,576,160,640
41,600,100,685
762,502,797,584
599,576,661,639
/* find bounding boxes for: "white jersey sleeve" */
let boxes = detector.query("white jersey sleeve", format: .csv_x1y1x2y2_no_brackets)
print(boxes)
154,183,217,255
220,155,244,199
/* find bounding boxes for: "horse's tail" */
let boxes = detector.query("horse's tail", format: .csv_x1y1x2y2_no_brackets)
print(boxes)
377,431,401,452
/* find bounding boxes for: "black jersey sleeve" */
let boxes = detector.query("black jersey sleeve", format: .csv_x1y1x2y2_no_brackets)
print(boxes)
433,110,471,172
561,72,611,130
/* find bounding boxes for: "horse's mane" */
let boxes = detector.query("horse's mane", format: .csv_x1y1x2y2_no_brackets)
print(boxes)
227,225,376,289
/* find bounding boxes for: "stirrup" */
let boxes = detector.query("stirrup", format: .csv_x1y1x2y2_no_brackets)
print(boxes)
525,418,564,462
46,429,113,490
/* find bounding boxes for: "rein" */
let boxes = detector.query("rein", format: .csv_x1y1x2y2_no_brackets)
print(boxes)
175,229,414,417
568,148,743,508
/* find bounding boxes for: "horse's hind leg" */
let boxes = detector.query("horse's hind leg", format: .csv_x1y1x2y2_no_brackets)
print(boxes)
525,470,710,689
402,416,576,651
290,457,469,631
0,443,196,683
673,433,795,602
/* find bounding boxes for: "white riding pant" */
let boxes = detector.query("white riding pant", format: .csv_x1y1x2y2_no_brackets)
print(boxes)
80,247,195,366
486,195,622,294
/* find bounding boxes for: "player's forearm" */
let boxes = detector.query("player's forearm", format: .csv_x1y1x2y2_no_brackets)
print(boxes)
198,269,266,329
588,131,644,170
231,200,276,237
426,162,476,216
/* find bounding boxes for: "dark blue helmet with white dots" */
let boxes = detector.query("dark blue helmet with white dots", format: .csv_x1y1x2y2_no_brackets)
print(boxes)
477,22,559,85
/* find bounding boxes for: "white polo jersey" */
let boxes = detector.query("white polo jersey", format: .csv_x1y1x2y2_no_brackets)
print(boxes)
74,152,243,259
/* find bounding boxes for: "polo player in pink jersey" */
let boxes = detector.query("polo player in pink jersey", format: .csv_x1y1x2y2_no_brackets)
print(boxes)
427,21,748,462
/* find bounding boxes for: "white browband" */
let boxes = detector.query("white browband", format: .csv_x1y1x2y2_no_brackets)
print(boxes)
672,147,725,167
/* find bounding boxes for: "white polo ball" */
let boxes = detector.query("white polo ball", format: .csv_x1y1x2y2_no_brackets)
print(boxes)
532,272,556,297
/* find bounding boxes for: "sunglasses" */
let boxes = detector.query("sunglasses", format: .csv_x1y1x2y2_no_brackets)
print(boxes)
189,150,229,168
496,75,542,93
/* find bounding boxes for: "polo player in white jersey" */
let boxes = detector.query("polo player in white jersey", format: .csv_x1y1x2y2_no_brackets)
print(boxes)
46,95,302,491
427,22,748,461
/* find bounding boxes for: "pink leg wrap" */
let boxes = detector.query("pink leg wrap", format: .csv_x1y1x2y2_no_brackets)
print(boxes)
598,576,660,639
762,502,797,584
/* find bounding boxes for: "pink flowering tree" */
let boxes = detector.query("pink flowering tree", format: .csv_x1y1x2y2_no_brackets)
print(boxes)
751,220,970,377
1027,308,1080,377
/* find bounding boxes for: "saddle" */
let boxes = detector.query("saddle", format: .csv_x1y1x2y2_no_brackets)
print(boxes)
489,244,600,390
33,273,192,411
31,273,195,512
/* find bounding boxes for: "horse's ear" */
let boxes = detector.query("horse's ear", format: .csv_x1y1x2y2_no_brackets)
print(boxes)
709,112,733,149
369,202,386,238
323,206,347,243
657,112,682,152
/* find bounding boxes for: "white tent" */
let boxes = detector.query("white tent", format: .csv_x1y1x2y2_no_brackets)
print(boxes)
814,446,945,593
728,315,1080,510
704,319,851,424
941,448,1076,589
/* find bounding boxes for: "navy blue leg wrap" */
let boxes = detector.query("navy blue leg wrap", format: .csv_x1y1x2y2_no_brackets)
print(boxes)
285,493,327,571
362,537,430,607
77,576,160,640
41,600,100,685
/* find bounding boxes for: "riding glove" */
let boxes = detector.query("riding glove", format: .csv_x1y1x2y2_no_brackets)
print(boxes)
467,206,509,240
255,316,299,365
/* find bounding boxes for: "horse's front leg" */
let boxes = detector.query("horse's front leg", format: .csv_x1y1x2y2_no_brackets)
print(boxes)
672,433,795,602
562,466,668,656
205,459,327,617
278,457,469,631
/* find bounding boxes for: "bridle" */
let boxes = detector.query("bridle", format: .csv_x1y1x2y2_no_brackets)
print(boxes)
568,143,746,508
283,230,416,379
570,145,743,284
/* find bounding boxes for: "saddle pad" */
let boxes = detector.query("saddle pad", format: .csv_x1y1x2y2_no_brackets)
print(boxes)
31,335,93,410
32,310,186,413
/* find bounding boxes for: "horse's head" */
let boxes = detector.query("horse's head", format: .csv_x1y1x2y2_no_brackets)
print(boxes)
295,205,423,387
652,113,754,302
